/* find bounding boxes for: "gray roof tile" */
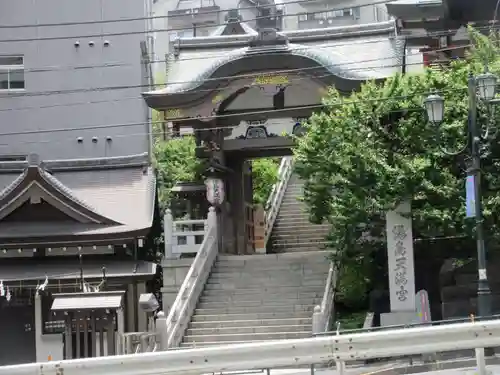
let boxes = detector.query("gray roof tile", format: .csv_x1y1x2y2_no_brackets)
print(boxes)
55,166,155,229
0,166,156,235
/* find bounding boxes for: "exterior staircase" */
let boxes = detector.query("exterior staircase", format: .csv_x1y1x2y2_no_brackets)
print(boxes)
270,174,331,253
180,251,330,348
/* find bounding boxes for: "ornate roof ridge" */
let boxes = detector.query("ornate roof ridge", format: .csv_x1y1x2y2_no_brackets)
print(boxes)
174,20,396,50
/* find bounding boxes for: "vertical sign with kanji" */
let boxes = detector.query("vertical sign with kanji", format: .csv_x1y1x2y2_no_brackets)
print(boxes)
385,201,416,312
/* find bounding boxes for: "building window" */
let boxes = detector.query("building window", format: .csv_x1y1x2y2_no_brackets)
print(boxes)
343,8,353,16
0,56,24,91
0,155,27,162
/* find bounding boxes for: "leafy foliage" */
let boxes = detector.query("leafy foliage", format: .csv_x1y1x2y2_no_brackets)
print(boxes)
154,136,203,208
294,29,500,306
252,158,280,206
154,137,279,209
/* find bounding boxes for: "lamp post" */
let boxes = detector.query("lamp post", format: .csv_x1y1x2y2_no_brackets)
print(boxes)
424,71,498,319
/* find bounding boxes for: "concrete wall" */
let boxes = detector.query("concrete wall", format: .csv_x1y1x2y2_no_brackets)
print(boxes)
0,0,153,161
161,257,195,313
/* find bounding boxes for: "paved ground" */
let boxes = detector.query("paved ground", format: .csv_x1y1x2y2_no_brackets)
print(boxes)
264,362,499,375
211,356,499,375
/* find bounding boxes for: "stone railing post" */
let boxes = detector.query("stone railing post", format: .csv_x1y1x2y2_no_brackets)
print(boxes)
164,209,174,259
207,206,217,233
312,305,322,335
155,311,168,351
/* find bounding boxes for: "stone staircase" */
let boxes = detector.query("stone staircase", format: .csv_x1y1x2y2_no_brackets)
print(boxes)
181,251,330,347
270,174,331,253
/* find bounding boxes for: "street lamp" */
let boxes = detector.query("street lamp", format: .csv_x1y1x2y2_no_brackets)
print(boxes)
423,94,445,125
477,72,498,101
425,71,499,321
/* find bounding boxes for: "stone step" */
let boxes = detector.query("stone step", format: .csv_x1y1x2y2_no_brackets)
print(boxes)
202,285,325,295
275,212,312,226
189,317,312,329
205,280,326,288
275,212,310,218
212,262,329,272
274,219,324,227
273,219,318,226
279,199,303,205
183,331,311,343
278,205,307,212
281,194,303,201
217,251,329,261
186,324,312,336
271,247,328,253
210,268,327,277
271,241,329,249
194,304,314,315
200,292,322,303
278,206,309,213
272,225,330,233
273,224,329,232
208,272,327,281
214,259,328,267
271,234,328,242
197,297,322,309
214,257,328,266
191,311,311,322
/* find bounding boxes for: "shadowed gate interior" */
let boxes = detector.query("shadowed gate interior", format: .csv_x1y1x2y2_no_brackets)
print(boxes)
0,291,36,366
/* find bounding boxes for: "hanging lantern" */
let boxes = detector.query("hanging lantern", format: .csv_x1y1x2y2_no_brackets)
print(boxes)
205,177,225,205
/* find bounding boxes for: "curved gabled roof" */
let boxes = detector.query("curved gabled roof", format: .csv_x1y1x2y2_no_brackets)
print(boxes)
0,165,119,224
142,33,404,110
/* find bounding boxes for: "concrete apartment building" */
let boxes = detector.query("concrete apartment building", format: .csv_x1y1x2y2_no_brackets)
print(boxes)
0,0,159,365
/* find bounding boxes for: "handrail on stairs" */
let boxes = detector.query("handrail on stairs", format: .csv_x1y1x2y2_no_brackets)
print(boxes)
158,207,219,349
311,261,338,373
264,156,294,247
312,262,337,334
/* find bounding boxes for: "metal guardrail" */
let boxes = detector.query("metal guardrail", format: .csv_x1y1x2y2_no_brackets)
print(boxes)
3,318,500,375
314,314,500,336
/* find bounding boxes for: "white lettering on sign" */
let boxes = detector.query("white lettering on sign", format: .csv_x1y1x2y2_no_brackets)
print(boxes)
386,201,416,312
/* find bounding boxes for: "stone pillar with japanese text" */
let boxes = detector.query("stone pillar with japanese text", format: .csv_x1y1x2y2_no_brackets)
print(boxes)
385,201,416,312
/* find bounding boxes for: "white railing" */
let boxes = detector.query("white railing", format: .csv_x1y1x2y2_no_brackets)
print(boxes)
160,207,218,349
312,263,337,334
264,156,294,246
164,209,208,257
5,318,500,375
120,332,157,354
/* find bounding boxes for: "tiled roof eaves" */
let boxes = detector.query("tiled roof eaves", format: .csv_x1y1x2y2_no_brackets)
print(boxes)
0,153,150,173
0,170,27,201
38,168,100,214
146,39,397,97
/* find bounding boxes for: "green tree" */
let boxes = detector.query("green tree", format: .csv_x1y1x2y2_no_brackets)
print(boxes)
252,158,280,206
154,136,203,208
154,137,279,209
294,29,500,309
